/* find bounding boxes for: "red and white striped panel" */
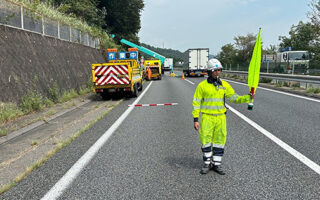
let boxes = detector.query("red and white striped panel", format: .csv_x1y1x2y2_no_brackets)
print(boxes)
95,65,129,85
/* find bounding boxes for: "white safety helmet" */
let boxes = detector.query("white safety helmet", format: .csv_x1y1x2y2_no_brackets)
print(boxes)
207,59,223,71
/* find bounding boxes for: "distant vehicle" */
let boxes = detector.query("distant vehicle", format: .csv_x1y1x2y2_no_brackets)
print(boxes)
163,58,174,72
183,48,209,77
145,59,162,80
275,51,309,74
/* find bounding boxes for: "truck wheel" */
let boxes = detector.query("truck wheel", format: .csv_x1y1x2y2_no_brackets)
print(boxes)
132,83,138,97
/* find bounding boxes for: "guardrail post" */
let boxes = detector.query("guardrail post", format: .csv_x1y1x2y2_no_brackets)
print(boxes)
292,63,295,75
87,34,89,46
69,26,72,42
20,5,24,29
58,21,60,39
42,16,44,35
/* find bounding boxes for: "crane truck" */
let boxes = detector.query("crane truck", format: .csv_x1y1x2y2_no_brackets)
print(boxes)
111,35,167,77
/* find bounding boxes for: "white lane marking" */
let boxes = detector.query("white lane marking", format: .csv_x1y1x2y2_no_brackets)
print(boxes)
226,79,320,103
185,79,195,85
227,104,320,175
41,82,154,200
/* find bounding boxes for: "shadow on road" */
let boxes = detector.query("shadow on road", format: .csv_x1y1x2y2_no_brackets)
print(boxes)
164,156,201,170
88,92,132,102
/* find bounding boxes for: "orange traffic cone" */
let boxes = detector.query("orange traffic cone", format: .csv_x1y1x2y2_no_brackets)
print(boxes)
182,73,185,80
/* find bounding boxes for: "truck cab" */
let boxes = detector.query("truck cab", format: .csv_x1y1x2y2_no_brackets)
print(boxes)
275,50,309,74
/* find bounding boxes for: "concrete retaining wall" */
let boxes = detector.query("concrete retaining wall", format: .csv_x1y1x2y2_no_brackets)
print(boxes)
0,25,106,103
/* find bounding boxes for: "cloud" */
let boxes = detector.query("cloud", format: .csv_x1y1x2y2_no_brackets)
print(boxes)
140,0,310,54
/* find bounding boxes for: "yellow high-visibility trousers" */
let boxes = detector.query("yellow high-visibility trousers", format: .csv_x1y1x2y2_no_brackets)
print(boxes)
199,113,227,166
200,114,227,146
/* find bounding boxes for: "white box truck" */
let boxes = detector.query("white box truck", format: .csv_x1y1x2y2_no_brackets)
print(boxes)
164,58,174,72
275,50,309,74
183,48,209,77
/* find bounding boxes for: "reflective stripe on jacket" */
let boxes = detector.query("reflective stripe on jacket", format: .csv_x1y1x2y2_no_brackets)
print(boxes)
192,79,251,118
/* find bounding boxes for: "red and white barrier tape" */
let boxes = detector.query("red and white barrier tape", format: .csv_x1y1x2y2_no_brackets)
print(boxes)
129,103,178,107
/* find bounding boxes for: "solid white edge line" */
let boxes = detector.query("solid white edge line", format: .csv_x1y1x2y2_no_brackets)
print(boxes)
41,81,154,200
185,79,195,85
226,79,320,103
227,103,320,175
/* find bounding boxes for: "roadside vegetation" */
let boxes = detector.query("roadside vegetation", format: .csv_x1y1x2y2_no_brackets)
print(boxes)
307,87,320,93
0,84,92,126
10,0,145,46
9,0,119,49
0,100,121,195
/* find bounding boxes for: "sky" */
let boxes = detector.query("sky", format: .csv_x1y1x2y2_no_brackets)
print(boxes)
138,0,311,55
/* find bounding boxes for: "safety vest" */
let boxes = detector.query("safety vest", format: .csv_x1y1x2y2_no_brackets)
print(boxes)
192,79,251,118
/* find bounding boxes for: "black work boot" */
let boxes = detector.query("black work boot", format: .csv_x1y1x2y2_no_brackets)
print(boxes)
211,165,225,175
200,163,211,174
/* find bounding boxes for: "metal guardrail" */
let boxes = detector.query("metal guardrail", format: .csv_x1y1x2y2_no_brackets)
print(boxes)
0,0,100,48
223,70,320,86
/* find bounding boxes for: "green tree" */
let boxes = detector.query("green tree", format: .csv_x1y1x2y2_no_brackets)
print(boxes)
279,21,317,50
280,21,320,69
140,43,186,62
98,0,144,44
263,45,278,54
48,0,106,27
234,33,257,65
309,0,320,31
218,32,272,70
216,43,237,67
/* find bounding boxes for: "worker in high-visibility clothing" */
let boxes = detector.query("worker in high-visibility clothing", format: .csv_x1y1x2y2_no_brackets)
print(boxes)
192,58,255,175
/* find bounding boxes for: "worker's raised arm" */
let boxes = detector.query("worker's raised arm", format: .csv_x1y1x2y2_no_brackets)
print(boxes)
223,81,251,104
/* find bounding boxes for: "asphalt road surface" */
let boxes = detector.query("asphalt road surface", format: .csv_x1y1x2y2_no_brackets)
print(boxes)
1,73,320,199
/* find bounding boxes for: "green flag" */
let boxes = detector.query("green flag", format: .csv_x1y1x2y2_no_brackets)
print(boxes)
248,28,262,93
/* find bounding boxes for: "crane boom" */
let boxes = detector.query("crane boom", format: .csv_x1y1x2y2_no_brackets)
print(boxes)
120,39,166,64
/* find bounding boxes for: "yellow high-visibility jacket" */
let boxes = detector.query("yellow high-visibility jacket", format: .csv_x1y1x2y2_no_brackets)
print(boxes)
192,79,251,119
